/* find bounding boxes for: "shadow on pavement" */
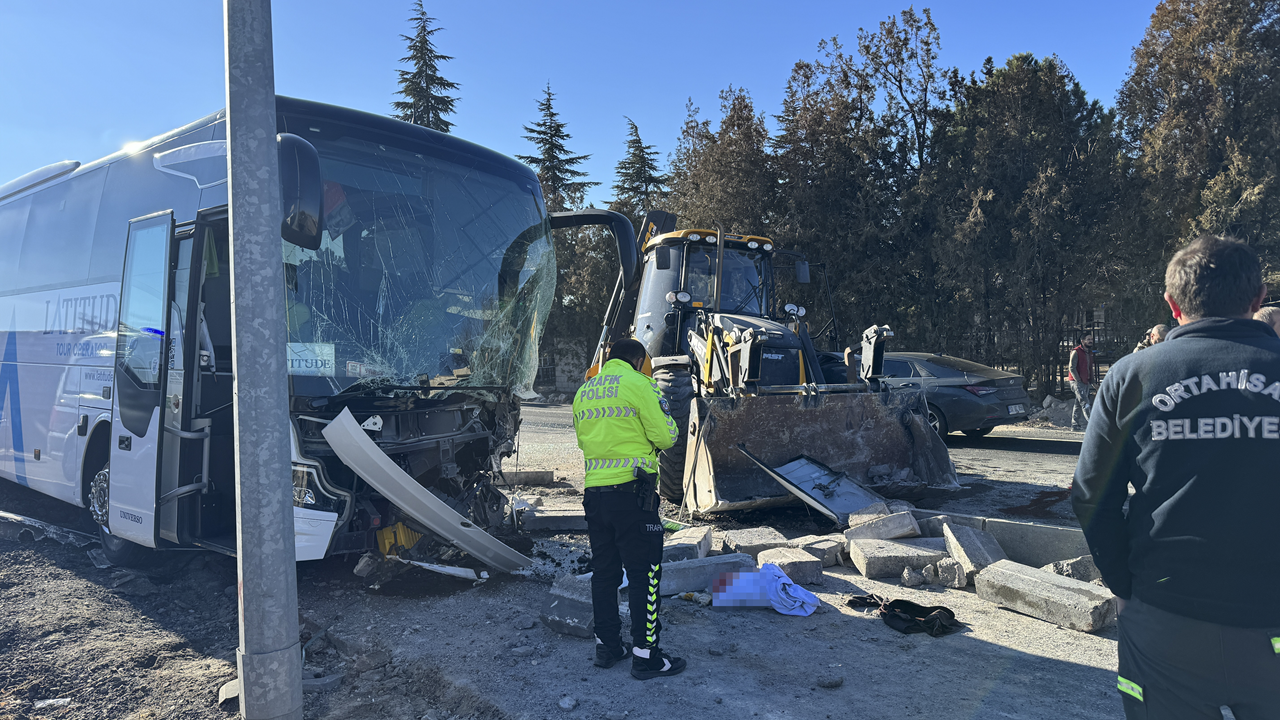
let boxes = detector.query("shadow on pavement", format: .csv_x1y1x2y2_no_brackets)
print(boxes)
945,434,1082,456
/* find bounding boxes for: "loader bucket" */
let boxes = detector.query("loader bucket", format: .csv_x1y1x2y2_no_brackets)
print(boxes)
682,389,958,513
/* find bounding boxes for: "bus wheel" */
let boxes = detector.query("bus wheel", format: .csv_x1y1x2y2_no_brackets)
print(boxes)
89,462,149,566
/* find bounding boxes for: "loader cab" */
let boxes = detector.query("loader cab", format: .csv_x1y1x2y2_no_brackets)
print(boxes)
633,230,778,357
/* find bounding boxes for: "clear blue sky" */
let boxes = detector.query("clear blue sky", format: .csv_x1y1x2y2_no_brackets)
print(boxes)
1,1,1157,206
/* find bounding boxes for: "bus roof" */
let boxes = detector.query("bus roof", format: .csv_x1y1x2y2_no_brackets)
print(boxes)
1,97,538,206
642,228,775,252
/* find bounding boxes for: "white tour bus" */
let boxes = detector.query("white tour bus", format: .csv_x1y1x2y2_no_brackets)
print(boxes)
0,97,582,571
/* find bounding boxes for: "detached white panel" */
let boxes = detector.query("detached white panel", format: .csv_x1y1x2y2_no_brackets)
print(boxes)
322,408,528,572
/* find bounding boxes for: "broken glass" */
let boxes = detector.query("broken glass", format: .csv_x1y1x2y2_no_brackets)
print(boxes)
282,132,554,398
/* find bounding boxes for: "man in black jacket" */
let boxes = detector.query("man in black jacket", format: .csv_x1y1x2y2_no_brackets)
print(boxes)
1072,235,1279,720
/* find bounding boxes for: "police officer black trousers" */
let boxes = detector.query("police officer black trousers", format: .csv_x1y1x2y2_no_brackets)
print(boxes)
583,481,664,652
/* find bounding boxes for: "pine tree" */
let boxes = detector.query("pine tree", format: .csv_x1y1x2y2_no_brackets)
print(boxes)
609,118,668,230
392,1,459,133
517,84,598,212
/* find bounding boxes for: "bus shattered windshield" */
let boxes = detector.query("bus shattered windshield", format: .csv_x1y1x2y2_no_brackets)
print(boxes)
282,132,554,397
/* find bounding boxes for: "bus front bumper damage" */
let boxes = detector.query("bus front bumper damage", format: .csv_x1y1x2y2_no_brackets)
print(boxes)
322,407,530,574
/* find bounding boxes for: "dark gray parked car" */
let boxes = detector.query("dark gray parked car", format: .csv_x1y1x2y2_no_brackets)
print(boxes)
879,353,1031,436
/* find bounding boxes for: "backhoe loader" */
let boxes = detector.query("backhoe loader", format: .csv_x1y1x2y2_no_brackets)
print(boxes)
559,210,957,515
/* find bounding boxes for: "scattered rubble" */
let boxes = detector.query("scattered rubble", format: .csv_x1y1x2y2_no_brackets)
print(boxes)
901,567,926,587
661,553,755,595
936,558,967,588
722,527,790,559
1041,555,1103,583
558,696,579,711
663,526,713,562
917,514,953,537
843,512,921,540
899,537,947,553
540,574,626,638
847,539,947,579
976,560,1117,632
521,508,588,531
788,534,845,567
922,563,940,585
757,548,823,585
847,501,890,527
943,524,1008,584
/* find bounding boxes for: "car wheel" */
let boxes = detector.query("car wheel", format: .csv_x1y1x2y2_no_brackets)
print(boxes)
962,427,993,438
89,461,150,566
927,404,949,436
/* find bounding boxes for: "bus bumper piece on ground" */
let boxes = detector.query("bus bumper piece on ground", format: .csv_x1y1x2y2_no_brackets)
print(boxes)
322,408,530,573
388,555,489,582
0,510,97,547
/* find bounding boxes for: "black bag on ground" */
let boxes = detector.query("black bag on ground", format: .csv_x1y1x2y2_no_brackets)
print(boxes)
846,594,965,637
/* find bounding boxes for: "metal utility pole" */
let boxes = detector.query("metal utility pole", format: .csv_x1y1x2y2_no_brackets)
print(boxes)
224,0,303,718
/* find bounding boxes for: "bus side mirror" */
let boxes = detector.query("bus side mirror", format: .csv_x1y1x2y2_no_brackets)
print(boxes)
655,245,672,270
278,133,323,251
795,260,810,284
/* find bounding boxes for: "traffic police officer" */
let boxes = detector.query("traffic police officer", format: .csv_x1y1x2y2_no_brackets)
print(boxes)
1073,236,1280,719
572,339,686,680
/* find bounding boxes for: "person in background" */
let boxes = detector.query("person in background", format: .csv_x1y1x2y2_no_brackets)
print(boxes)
1067,333,1096,431
1072,235,1279,719
1131,324,1169,353
1252,305,1280,335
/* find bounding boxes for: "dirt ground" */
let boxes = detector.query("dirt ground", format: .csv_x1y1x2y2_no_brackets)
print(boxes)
0,408,1129,720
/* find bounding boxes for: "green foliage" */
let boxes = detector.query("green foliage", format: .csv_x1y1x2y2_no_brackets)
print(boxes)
517,85,607,347
1118,0,1280,255
609,118,669,232
391,1,459,133
668,88,775,234
518,84,599,213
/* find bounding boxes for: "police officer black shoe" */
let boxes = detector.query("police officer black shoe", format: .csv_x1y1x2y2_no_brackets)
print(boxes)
593,640,632,668
630,646,686,680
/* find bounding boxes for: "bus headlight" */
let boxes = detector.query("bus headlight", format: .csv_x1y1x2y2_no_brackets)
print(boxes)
747,241,759,249
676,291,691,303
706,235,717,243
762,243,773,251
688,233,701,241
292,465,318,506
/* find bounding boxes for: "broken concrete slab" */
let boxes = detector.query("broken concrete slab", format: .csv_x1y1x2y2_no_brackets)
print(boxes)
660,553,755,595
842,512,920,541
901,567,925,587
540,573,629,638
520,508,588,532
918,515,953,538
847,501,890,528
910,509,985,531
975,560,1116,632
886,499,916,514
501,470,555,486
1041,555,1102,583
922,563,939,585
847,540,946,579
758,547,824,585
983,519,1090,568
722,527,789,559
898,537,948,553
709,531,726,556
789,535,845,567
937,557,967,588
663,526,713,563
944,524,1007,583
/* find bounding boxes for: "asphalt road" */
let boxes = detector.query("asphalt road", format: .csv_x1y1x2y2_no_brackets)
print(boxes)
514,402,1084,526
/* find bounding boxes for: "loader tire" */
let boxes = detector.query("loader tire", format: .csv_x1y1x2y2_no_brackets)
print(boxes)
653,364,693,504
